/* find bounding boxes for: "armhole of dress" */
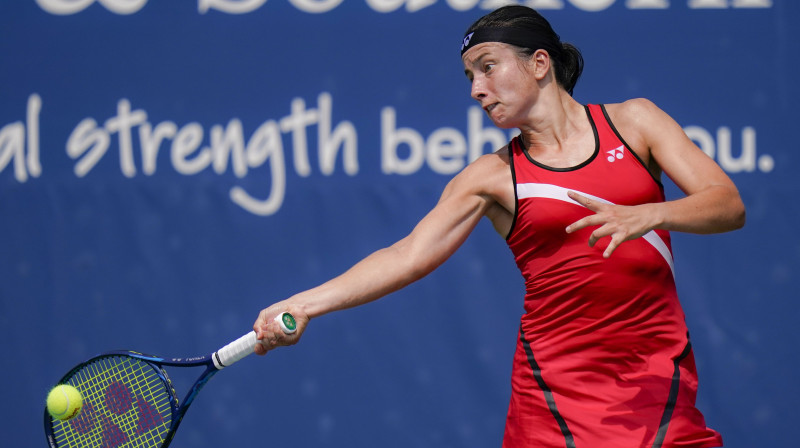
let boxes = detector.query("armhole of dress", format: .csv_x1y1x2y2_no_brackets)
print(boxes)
505,139,520,242
599,104,663,188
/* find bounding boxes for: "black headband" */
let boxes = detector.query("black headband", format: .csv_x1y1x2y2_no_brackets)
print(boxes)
460,27,560,58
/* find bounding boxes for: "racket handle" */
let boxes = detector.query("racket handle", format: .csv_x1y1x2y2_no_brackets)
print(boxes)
214,331,257,369
213,312,296,369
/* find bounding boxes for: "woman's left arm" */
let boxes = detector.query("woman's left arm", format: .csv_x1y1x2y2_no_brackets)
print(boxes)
567,98,745,257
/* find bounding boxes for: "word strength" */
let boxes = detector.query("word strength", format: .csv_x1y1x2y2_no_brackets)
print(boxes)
0,93,516,216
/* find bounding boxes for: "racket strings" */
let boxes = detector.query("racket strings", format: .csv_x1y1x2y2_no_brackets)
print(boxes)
50,356,175,448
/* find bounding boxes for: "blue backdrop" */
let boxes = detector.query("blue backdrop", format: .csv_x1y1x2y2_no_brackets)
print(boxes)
2,1,797,447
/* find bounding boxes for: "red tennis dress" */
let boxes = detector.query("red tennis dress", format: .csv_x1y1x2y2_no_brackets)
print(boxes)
502,104,723,448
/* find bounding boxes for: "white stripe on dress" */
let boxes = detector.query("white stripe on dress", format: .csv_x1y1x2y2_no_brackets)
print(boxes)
516,183,675,278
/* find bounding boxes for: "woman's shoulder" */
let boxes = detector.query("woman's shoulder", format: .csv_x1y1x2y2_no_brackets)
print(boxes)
602,98,676,142
603,98,663,122
453,144,513,195
469,143,513,169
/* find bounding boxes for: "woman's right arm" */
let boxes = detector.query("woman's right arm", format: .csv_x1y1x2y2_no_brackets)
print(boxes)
252,151,513,354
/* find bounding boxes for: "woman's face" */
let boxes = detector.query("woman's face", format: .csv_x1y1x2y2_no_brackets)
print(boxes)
462,42,541,129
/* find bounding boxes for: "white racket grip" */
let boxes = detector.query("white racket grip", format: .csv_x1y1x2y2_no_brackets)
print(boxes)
213,331,257,370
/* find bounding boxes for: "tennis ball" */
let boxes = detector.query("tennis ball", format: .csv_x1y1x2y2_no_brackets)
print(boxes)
46,384,83,421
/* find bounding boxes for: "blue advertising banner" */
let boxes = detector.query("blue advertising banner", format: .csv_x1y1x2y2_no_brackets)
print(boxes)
1,1,797,447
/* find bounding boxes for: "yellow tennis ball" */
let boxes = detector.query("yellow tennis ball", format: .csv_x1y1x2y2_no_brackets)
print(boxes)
46,384,83,421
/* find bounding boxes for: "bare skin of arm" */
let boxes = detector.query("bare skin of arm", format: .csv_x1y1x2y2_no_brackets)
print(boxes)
253,151,515,354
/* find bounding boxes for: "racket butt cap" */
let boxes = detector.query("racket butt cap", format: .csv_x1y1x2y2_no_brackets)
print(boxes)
275,312,297,334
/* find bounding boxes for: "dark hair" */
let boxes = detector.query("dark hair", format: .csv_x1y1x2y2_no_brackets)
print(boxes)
465,5,584,96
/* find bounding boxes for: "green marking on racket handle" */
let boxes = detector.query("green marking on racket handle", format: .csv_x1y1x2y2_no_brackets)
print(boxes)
274,312,297,334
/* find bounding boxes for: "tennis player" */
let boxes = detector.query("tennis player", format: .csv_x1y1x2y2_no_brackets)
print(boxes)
254,5,744,447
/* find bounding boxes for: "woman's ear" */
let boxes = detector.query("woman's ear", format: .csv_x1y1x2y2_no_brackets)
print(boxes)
531,49,552,81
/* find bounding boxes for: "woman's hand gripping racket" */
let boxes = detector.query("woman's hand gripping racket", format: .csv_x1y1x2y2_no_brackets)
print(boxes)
44,312,297,448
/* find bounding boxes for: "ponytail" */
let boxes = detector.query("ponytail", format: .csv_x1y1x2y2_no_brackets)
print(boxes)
557,42,584,96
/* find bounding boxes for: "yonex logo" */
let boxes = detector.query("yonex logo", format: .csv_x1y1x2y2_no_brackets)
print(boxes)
606,145,624,163
67,380,165,446
461,32,474,52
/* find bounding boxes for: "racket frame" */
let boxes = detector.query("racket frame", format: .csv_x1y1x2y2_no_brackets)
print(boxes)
44,318,289,448
45,348,236,447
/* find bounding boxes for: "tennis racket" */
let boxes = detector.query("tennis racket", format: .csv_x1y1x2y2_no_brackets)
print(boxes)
44,312,297,448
